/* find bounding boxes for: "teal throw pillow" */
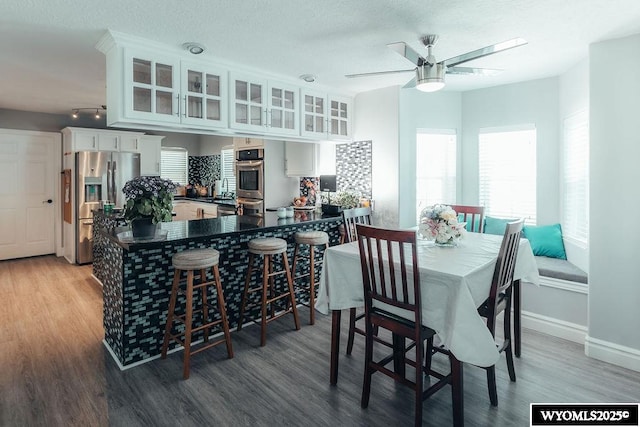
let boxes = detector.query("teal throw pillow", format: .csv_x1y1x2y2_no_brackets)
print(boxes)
483,216,518,235
523,223,567,260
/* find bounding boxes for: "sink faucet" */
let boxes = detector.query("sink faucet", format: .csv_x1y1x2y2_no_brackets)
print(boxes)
221,178,229,196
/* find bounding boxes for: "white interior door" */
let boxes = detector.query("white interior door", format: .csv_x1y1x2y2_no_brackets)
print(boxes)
0,129,59,260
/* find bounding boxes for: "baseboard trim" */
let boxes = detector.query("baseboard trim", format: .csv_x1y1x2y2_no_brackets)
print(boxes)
585,336,640,373
538,275,588,294
521,310,587,344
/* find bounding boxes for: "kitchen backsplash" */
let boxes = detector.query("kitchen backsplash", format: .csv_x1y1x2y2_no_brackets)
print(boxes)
336,140,372,199
298,139,373,203
188,155,221,186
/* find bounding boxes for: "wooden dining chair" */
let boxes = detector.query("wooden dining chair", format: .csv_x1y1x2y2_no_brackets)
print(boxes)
449,204,485,233
430,218,523,408
341,207,373,355
356,224,463,427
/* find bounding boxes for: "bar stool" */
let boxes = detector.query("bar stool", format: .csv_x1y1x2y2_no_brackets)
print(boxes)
237,237,300,346
161,248,234,379
291,230,329,325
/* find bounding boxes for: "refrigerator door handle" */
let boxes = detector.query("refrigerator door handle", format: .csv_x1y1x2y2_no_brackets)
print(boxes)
111,160,117,205
107,160,112,203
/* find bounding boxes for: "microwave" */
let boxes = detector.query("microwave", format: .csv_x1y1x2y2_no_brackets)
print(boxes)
236,149,264,161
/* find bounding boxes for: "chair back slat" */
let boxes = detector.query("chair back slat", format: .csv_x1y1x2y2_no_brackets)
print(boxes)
449,204,485,233
356,224,421,322
342,207,372,243
485,219,524,334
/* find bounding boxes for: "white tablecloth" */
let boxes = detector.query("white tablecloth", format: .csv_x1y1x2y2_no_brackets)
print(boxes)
316,232,540,367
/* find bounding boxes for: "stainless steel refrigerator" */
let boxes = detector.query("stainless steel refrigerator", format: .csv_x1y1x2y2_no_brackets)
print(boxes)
76,151,140,264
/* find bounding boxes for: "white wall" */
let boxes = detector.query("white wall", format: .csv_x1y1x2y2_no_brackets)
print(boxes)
353,86,400,227
587,33,640,371
398,89,462,227
461,77,560,225
200,135,233,155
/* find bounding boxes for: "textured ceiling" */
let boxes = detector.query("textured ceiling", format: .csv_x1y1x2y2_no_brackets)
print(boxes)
2,0,640,115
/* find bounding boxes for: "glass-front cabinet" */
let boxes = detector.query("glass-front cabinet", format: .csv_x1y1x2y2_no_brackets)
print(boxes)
125,49,181,124
230,72,300,136
329,95,351,141
267,82,299,135
230,72,266,132
300,91,351,141
180,61,227,128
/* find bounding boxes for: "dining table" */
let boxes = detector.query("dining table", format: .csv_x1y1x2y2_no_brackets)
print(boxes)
315,231,540,386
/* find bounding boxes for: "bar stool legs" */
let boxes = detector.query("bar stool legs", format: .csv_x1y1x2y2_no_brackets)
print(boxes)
291,231,330,325
161,248,233,380
237,238,300,346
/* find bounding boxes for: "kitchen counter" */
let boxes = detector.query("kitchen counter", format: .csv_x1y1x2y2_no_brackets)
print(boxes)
173,195,237,206
94,211,342,368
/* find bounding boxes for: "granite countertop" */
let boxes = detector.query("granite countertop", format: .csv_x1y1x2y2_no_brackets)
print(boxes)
105,210,341,249
173,196,237,206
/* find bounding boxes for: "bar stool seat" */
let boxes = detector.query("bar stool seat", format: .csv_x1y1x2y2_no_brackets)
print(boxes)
294,231,329,246
238,237,300,346
161,248,233,379
291,231,329,325
248,237,288,255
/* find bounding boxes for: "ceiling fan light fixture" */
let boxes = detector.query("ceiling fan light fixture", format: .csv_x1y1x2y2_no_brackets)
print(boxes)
415,63,445,92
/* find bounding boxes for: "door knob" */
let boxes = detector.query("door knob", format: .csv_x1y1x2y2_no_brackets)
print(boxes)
43,199,53,204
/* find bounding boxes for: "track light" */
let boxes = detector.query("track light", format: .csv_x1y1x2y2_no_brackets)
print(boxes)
70,106,106,119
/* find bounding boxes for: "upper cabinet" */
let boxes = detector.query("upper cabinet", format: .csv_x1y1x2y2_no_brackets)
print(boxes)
97,31,350,142
139,135,164,176
300,90,352,142
180,61,228,128
62,127,144,153
229,73,300,136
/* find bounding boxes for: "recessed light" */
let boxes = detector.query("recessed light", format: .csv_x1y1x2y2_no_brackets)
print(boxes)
299,74,316,83
183,42,205,55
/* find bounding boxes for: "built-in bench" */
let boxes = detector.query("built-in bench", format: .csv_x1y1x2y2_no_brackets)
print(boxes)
535,256,588,284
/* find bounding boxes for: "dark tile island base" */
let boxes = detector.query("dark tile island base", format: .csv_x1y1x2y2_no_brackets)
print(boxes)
93,211,342,368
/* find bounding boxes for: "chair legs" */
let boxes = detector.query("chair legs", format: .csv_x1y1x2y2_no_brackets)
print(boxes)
346,307,357,355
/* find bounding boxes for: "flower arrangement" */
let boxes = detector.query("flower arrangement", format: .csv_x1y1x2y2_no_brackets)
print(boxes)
122,176,177,224
418,204,467,245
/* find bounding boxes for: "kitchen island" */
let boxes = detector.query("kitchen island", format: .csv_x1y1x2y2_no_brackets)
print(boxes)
94,211,342,368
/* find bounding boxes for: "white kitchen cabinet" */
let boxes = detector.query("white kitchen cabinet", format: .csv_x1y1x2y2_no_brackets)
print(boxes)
233,137,264,149
62,127,145,153
229,72,300,136
300,91,352,141
180,61,228,129
285,141,317,177
140,135,164,176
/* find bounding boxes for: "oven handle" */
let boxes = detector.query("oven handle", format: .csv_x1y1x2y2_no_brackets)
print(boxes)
237,199,263,206
236,160,263,168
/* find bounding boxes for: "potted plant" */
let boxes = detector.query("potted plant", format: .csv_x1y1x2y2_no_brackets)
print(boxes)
122,176,177,237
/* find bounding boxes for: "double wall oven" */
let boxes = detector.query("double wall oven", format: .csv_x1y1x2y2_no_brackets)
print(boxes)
236,148,264,218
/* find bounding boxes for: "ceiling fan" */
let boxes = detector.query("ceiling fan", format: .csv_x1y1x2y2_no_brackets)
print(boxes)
346,35,528,92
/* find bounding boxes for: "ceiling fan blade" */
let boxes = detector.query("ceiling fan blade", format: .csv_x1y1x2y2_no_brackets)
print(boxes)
345,69,415,78
387,42,425,66
446,66,502,76
403,76,417,89
443,37,527,68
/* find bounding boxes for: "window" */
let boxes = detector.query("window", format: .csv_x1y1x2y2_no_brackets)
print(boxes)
220,148,236,192
415,129,457,221
562,110,589,245
161,147,188,186
479,125,537,224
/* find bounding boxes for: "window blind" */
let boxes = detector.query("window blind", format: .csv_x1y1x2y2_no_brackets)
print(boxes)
562,110,589,245
160,147,188,186
220,148,236,192
478,126,537,224
415,129,457,221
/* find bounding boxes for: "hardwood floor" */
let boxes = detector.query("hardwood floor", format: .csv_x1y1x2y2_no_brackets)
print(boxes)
1,255,639,426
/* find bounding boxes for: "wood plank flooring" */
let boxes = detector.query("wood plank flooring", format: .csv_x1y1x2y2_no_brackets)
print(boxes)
1,255,639,426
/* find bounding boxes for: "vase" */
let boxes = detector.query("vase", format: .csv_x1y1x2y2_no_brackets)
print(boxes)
131,217,157,239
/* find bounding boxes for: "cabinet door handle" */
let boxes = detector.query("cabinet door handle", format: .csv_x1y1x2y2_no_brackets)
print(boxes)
175,94,180,116
183,95,187,118
92,136,96,149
